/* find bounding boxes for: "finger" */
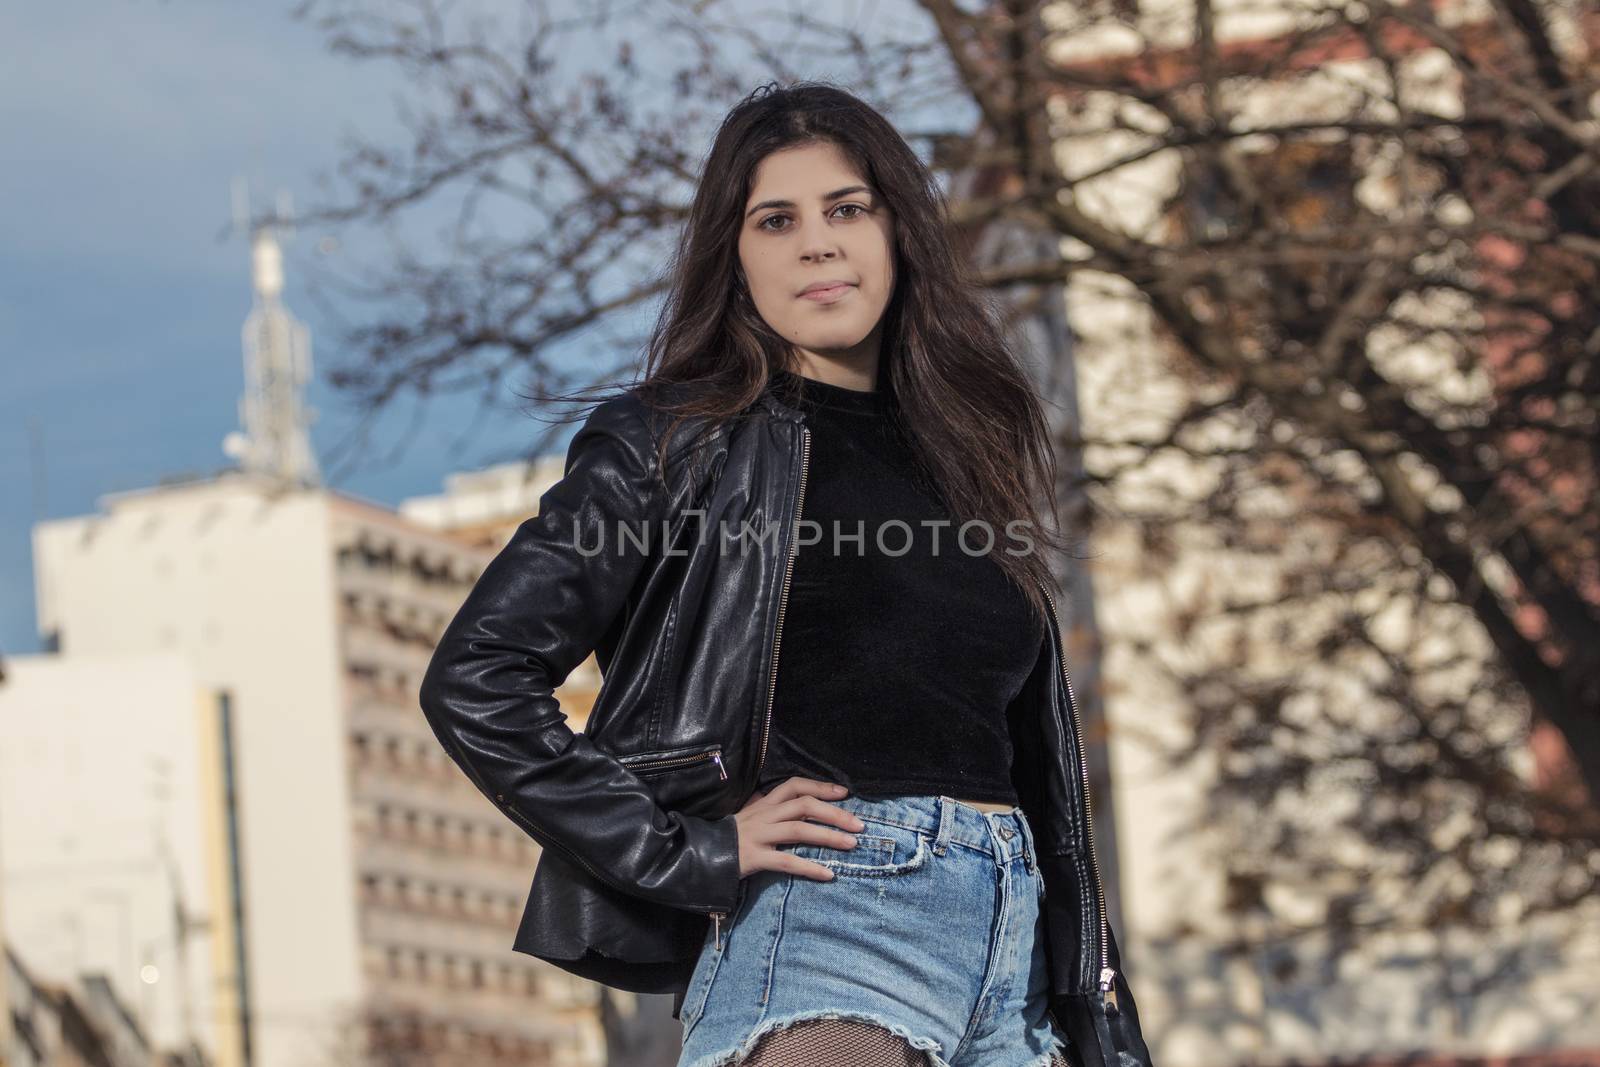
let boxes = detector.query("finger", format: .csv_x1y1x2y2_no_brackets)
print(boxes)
762,848,837,882
774,817,859,850
769,794,840,826
766,778,850,806
752,805,861,849
738,783,794,815
796,776,851,798
794,793,866,832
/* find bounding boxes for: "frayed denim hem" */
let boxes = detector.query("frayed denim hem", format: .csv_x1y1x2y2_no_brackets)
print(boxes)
1016,1021,1071,1067
678,1007,953,1067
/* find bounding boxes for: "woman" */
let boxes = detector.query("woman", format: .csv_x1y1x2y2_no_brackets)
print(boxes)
419,81,1152,1067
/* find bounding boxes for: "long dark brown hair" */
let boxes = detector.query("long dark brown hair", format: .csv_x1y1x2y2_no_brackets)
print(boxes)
563,80,1070,622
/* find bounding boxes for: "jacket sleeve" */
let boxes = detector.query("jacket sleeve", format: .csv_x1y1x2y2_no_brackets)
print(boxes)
417,393,743,915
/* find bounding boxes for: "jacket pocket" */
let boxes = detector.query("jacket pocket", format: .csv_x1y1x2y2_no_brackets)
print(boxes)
618,741,727,777
618,742,730,811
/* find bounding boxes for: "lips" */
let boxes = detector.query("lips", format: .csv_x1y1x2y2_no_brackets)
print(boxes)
798,282,855,303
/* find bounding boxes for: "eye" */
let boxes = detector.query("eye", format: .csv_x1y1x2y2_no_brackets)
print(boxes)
755,202,871,232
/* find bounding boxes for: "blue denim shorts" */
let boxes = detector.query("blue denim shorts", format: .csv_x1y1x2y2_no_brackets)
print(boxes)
675,792,1072,1067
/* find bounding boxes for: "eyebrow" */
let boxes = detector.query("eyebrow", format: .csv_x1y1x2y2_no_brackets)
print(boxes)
745,184,874,219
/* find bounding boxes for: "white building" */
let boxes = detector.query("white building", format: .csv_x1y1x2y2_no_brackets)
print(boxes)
8,218,616,1067
24,450,613,1067
0,650,219,1062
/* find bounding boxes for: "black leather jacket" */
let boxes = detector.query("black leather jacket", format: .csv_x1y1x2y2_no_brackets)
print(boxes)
418,380,1154,1067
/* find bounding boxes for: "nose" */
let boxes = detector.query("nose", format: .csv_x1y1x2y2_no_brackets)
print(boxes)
797,214,840,263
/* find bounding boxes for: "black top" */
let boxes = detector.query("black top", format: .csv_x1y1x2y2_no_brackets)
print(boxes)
755,368,1046,803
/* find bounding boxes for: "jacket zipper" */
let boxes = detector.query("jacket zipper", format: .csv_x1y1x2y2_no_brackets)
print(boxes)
755,422,811,778
1036,578,1118,1015
719,422,811,955
620,746,729,779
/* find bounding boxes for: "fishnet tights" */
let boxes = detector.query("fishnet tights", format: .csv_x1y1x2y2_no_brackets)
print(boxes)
737,1017,1074,1066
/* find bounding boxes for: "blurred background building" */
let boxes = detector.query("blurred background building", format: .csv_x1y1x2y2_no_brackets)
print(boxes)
1,226,620,1067
1034,0,1600,1062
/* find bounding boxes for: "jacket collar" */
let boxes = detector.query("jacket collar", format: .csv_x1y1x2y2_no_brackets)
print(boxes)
755,381,807,424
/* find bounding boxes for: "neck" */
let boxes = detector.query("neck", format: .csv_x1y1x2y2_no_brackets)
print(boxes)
790,325,883,391
771,366,888,415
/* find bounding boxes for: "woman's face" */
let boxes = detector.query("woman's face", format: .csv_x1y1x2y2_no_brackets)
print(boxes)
737,141,896,369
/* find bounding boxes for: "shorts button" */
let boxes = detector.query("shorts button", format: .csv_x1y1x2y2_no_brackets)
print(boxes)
999,826,1015,840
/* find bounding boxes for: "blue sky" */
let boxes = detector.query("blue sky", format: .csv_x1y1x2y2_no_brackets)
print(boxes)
0,2,572,655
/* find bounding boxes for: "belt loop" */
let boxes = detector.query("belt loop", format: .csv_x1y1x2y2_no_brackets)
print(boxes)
932,796,953,855
1015,809,1037,873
